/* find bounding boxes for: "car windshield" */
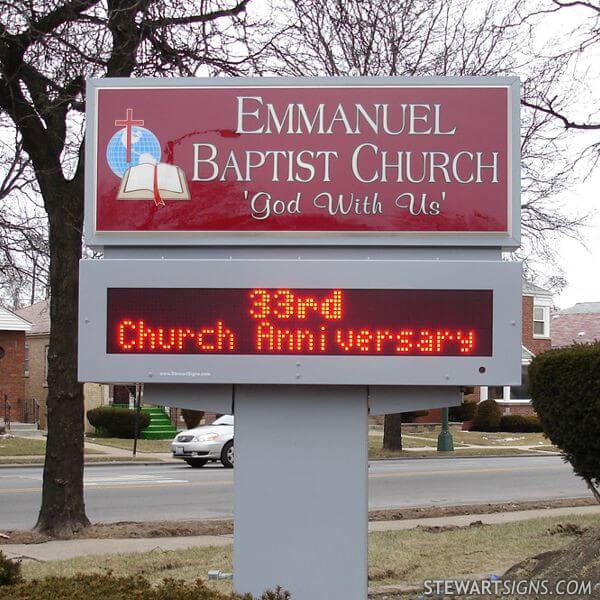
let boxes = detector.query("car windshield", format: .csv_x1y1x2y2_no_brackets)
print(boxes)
212,415,234,426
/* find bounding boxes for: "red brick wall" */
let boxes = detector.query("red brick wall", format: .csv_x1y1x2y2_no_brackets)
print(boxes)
0,331,26,422
501,404,536,416
522,295,551,356
412,408,442,423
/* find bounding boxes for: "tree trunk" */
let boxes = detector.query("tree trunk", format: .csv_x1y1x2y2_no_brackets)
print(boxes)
35,186,90,536
383,413,403,451
584,476,600,505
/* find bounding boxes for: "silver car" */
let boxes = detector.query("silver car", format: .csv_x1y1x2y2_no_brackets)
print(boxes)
171,414,234,468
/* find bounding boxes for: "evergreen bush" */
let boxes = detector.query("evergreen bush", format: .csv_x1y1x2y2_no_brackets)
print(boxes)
402,410,429,423
181,409,205,429
0,573,288,600
0,550,22,587
86,406,150,439
449,401,477,422
470,399,502,431
499,414,543,433
529,342,600,501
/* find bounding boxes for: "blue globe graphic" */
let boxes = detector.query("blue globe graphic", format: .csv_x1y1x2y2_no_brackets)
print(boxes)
106,126,161,178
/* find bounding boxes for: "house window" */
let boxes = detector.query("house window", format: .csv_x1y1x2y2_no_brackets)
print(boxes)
43,345,49,387
487,386,504,401
533,305,550,338
510,364,530,399
481,364,532,404
24,343,29,377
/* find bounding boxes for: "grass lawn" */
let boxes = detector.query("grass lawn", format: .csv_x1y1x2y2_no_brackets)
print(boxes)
368,435,540,458
0,436,104,457
86,437,172,453
0,436,47,456
20,514,600,591
406,430,550,447
534,445,560,453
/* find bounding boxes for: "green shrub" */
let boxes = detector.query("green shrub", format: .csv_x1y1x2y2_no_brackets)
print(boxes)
86,406,150,439
449,401,477,422
0,573,287,599
499,414,543,433
181,409,205,429
529,342,600,501
402,410,429,423
0,550,22,586
470,399,502,432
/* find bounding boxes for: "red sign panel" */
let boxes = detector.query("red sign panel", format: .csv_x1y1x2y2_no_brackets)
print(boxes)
92,82,512,238
106,288,493,356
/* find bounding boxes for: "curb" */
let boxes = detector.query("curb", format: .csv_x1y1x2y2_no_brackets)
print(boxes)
369,452,560,461
0,453,561,469
0,460,178,469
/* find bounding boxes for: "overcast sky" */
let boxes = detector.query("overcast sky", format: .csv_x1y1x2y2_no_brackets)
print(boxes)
551,168,600,309
530,4,600,309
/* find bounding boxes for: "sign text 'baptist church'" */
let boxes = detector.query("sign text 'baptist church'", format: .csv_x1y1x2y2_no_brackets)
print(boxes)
89,80,516,241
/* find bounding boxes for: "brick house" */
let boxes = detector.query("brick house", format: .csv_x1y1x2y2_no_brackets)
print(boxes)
479,280,552,415
15,300,51,428
0,305,31,422
411,279,552,423
550,302,600,348
16,299,107,431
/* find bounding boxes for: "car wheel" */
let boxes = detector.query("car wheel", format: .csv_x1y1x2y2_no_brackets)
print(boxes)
221,440,234,468
185,458,208,468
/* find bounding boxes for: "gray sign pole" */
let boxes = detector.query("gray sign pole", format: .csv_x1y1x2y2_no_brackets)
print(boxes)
234,385,368,598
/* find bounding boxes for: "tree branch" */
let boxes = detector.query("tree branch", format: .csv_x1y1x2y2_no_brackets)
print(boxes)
521,99,600,130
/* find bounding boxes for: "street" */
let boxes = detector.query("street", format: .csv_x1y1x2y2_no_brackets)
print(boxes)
0,455,589,530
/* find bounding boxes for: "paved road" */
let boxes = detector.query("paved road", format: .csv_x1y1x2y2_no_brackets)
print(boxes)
0,456,589,530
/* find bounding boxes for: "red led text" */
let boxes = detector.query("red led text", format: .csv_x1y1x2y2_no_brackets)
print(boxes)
117,320,235,352
113,288,484,355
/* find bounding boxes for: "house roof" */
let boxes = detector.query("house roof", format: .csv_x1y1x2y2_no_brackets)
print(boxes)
15,299,50,335
0,305,32,332
522,345,535,361
551,303,600,347
522,279,553,298
558,302,600,314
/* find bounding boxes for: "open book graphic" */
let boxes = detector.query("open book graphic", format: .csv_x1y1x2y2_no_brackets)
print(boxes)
117,163,190,203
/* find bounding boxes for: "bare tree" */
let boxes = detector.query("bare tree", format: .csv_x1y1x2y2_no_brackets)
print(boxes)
268,0,599,448
0,0,272,537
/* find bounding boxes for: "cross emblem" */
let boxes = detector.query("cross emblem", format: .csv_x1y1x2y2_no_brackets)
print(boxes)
114,109,144,163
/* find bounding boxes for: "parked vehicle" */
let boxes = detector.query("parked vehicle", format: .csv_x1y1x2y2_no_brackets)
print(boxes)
171,414,234,468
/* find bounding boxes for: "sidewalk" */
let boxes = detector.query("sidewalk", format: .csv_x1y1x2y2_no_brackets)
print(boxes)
3,505,600,563
0,430,560,468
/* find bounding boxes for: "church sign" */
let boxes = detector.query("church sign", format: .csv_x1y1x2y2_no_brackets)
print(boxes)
77,257,521,386
85,77,520,247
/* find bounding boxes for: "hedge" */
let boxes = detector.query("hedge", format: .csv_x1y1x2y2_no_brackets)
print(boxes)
499,414,543,433
402,410,429,423
0,550,21,587
86,406,150,439
0,573,289,600
182,409,204,429
449,401,477,422
470,399,502,432
529,342,600,499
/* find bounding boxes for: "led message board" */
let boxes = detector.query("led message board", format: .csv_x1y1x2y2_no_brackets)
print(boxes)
78,258,521,385
85,77,520,247
107,288,493,356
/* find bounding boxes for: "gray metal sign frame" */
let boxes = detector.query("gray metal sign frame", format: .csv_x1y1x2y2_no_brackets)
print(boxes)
78,258,521,386
85,75,520,249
